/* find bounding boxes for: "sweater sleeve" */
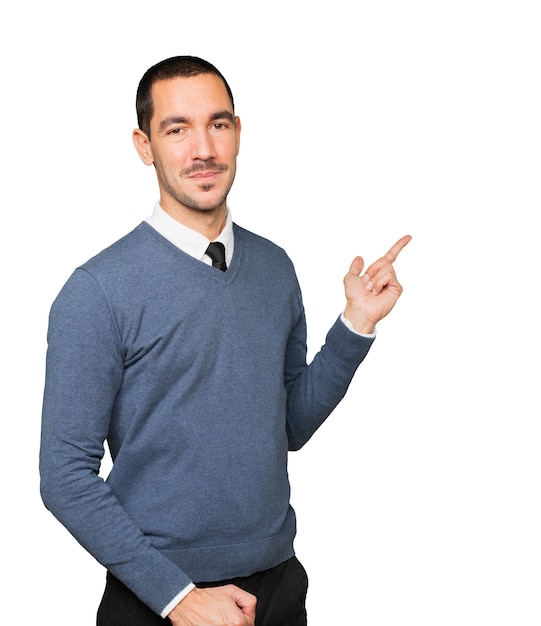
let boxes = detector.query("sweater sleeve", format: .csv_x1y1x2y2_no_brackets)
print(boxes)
284,311,375,451
39,268,192,615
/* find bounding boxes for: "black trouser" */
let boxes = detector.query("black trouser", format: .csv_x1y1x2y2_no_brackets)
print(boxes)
97,556,309,626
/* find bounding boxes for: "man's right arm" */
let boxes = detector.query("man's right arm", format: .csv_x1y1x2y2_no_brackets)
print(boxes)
39,268,191,615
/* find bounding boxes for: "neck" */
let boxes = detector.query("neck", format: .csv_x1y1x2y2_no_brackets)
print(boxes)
160,201,227,240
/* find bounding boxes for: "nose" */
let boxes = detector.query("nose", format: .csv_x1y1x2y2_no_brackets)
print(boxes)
189,126,216,161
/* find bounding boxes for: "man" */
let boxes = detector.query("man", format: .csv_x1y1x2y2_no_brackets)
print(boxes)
40,56,411,625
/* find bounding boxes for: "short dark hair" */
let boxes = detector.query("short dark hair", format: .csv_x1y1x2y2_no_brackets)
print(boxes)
136,55,235,137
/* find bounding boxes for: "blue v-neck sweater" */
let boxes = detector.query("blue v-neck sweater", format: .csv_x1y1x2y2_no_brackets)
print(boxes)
40,221,374,615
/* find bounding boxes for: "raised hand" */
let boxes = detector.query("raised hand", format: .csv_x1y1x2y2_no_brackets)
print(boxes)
343,235,412,334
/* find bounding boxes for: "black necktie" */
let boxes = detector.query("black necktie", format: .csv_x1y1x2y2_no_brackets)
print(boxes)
206,242,227,271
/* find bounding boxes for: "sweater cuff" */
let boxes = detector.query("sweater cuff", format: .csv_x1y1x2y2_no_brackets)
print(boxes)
160,583,196,618
327,315,375,366
122,553,194,616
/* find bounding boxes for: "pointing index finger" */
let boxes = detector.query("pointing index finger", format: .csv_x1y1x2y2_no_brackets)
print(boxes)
384,235,412,263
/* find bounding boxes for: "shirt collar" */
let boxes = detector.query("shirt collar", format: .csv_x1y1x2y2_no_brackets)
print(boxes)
146,202,234,266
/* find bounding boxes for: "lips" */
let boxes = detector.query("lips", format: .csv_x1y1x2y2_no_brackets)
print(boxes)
189,170,221,179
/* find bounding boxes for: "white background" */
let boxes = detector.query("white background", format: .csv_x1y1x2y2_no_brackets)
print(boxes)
2,1,540,624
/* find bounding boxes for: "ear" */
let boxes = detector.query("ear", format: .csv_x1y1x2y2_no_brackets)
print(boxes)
235,116,241,156
132,128,154,165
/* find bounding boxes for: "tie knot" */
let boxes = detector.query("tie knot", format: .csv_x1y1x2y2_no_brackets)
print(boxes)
206,242,227,271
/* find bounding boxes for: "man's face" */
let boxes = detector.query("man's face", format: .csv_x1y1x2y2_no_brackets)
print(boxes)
135,74,241,217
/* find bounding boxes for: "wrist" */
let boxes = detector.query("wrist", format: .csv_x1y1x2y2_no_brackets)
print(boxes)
343,305,376,335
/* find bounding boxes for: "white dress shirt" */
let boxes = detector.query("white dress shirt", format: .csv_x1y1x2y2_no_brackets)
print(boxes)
146,202,234,267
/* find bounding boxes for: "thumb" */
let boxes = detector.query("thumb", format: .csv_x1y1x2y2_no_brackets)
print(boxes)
347,256,365,277
234,587,257,620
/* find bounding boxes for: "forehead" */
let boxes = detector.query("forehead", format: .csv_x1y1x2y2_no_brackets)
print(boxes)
150,74,233,123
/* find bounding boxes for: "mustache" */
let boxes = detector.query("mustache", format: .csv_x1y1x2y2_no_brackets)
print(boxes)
181,162,228,176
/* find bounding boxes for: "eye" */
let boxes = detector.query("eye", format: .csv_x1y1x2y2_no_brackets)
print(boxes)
165,126,190,138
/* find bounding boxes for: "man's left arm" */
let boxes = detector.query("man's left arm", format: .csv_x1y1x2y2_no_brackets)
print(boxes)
285,235,411,450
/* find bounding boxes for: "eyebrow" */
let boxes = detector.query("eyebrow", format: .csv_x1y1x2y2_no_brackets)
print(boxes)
158,116,189,132
158,110,235,133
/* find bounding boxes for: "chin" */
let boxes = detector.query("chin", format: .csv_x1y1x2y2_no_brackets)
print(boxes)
190,199,227,213
193,192,229,212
